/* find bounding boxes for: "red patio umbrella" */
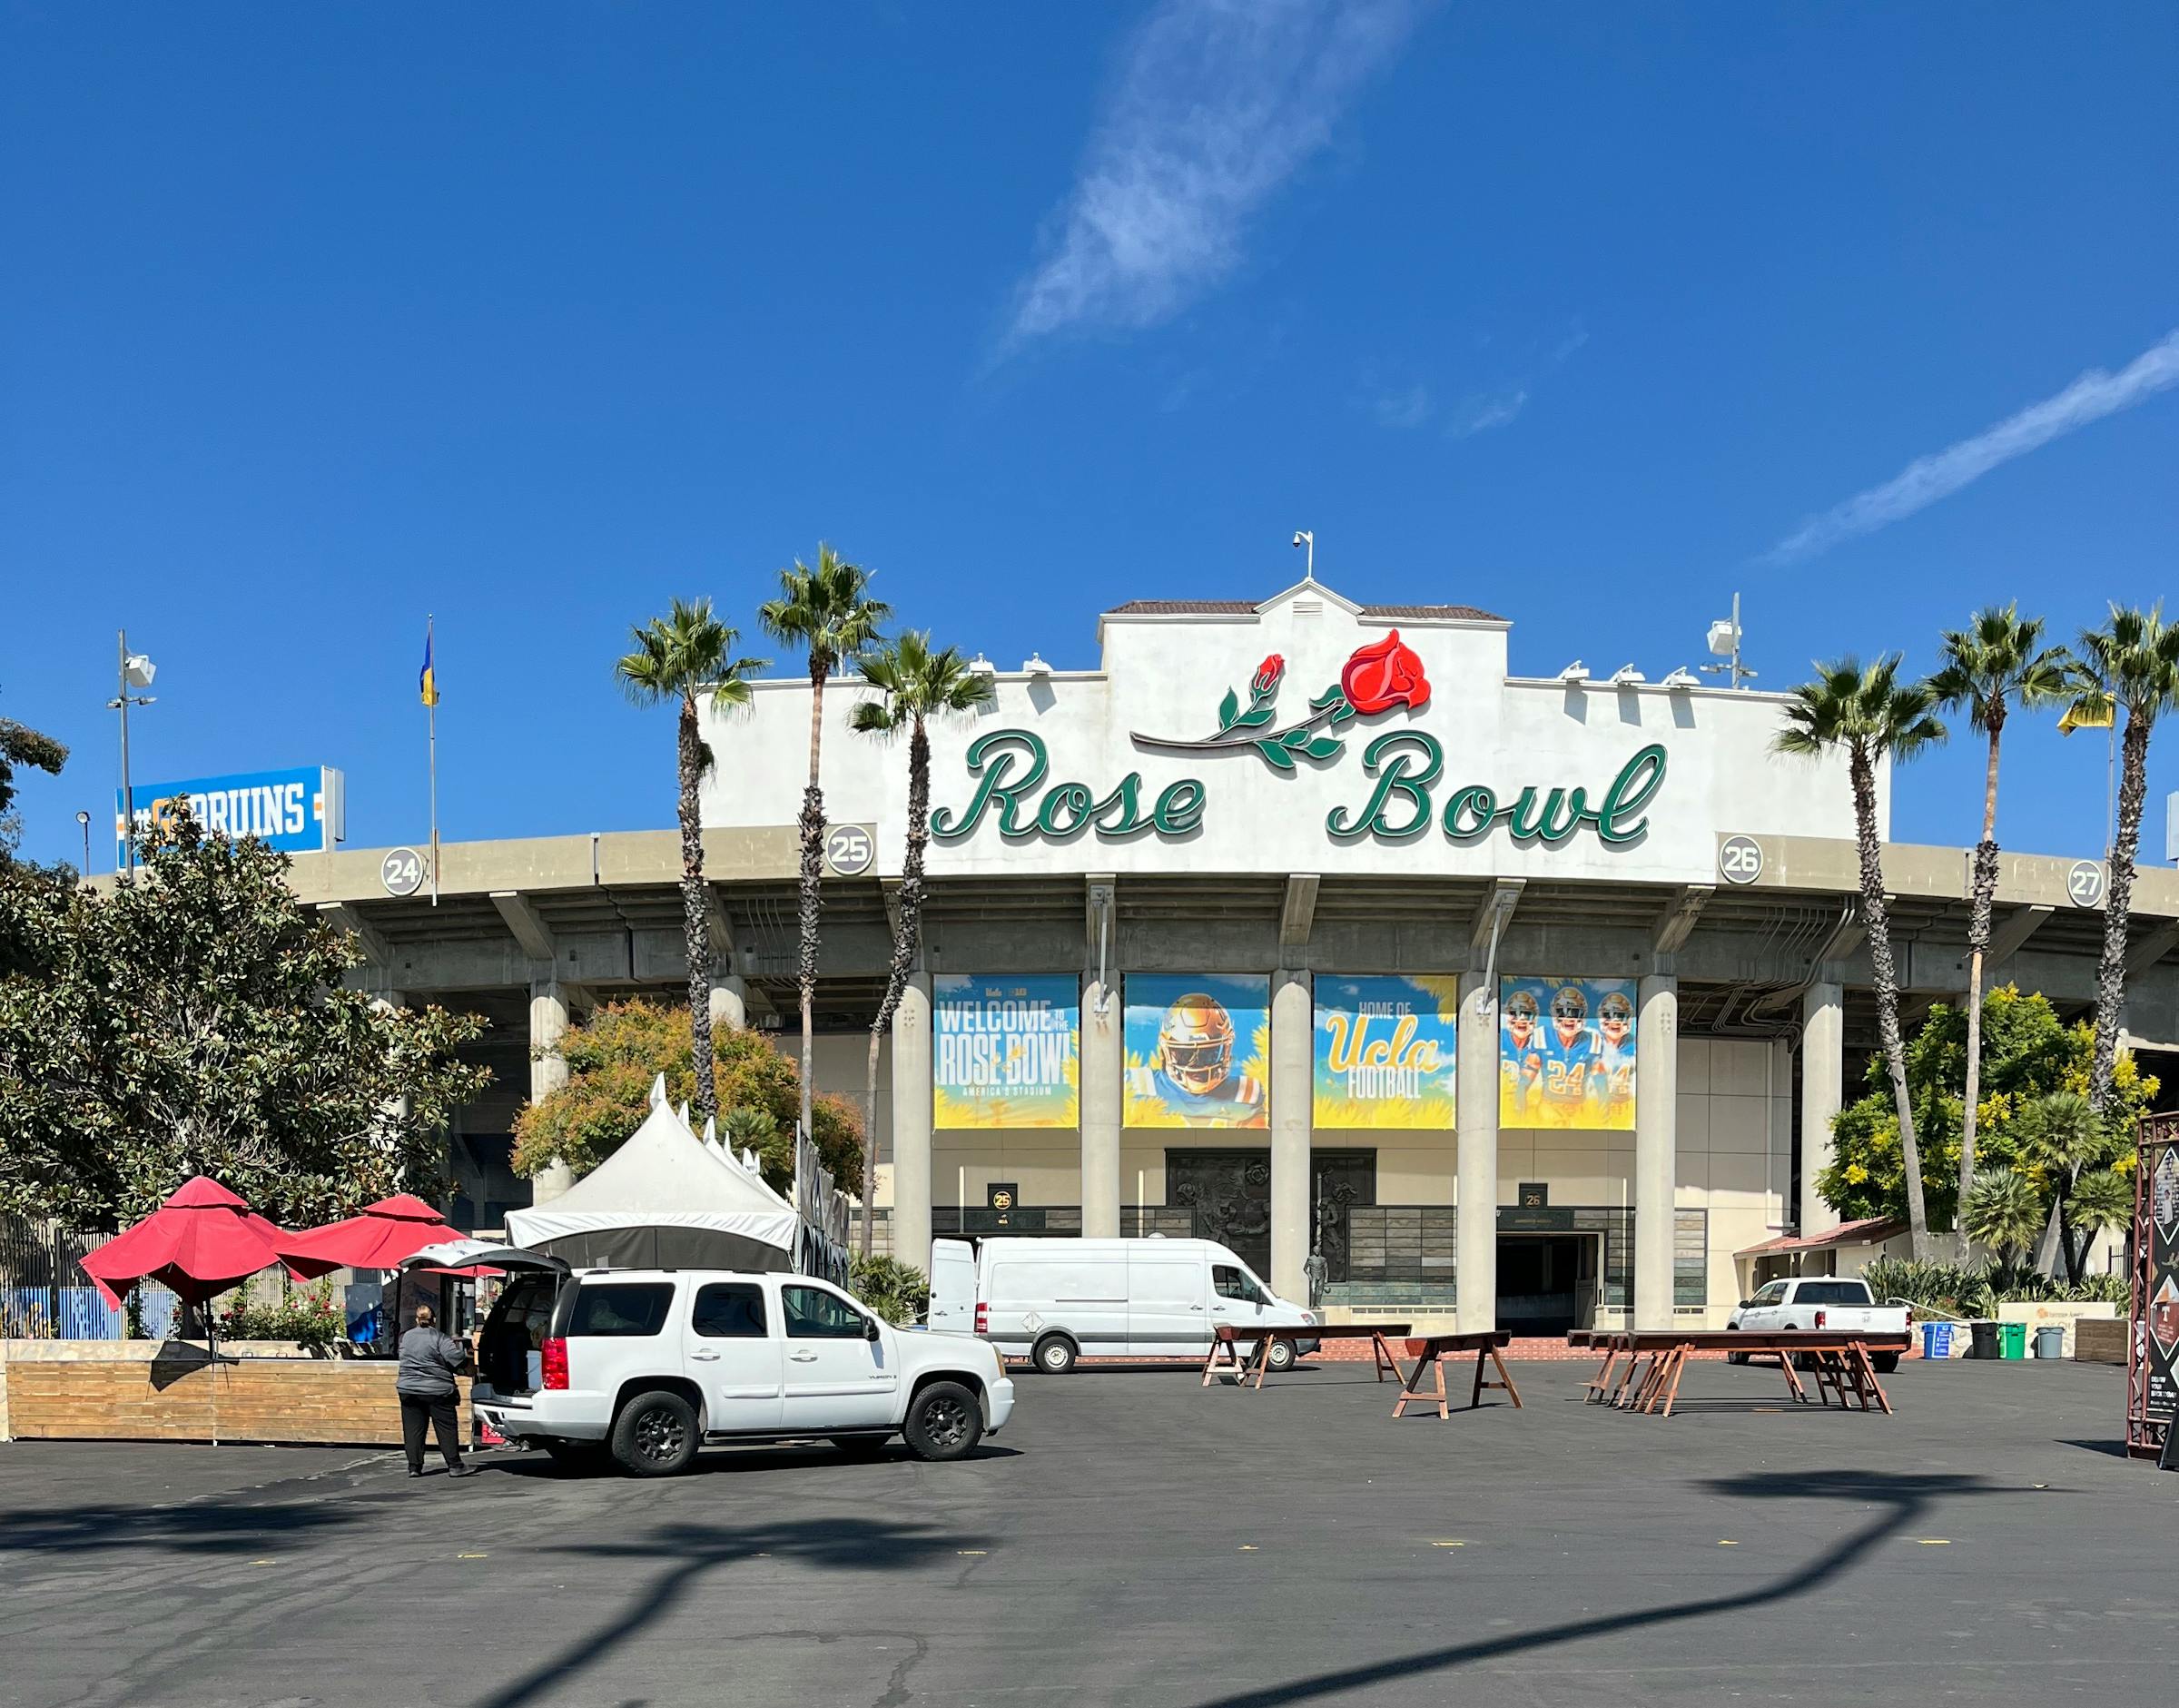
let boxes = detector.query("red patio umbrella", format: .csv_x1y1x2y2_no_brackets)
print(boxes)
79,1175,331,1310
283,1194,496,1351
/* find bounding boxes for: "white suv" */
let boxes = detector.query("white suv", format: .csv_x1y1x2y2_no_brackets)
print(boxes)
467,1261,1015,1476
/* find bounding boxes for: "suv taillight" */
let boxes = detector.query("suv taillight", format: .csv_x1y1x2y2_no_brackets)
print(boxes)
974,1303,989,1336
541,1337,569,1390
1813,1309,1827,1331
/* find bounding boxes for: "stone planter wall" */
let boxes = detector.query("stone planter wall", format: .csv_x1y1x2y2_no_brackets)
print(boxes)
0,1339,468,1446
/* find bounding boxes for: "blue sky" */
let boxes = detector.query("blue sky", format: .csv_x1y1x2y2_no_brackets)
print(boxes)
5,3,2175,870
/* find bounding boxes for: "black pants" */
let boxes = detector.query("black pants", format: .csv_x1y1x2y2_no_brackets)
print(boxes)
399,1390,464,1472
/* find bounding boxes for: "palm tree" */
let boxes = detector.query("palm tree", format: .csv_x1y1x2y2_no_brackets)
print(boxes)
616,599,768,1128
759,546,891,1150
2070,604,2179,1117
848,634,995,1252
1960,1169,2044,1269
1776,656,1947,1260
1927,606,2070,1260
2015,1090,2126,1284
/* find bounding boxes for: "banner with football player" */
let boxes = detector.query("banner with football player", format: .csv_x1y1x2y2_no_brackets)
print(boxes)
1124,974,1269,1129
932,974,1080,1129
1314,975,1459,1129
1498,976,1638,1130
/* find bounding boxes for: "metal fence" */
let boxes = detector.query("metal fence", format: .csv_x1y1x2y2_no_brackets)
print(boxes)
0,1216,177,1339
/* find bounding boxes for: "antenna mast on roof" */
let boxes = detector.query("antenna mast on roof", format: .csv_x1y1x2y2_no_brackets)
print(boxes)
1292,529,1315,582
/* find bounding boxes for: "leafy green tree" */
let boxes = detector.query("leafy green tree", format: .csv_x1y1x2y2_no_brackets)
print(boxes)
759,545,890,1149
2014,1091,2135,1286
509,998,863,1194
848,1252,930,1326
1819,987,2156,1249
2069,604,2179,1116
616,598,768,1129
1777,656,1947,1259
848,632,993,1251
0,695,68,856
0,812,489,1227
1960,1170,2043,1269
1928,605,2070,1261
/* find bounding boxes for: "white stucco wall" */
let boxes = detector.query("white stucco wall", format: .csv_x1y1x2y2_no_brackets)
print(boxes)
702,581,1872,884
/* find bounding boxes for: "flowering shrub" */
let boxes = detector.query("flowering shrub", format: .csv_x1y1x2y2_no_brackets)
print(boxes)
218,1280,343,1354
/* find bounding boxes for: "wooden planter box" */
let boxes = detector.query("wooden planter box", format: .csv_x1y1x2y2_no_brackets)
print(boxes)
0,1339,468,1446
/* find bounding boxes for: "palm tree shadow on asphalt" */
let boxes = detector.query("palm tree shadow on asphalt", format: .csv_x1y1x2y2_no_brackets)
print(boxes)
1185,1468,2025,1708
468,1515,988,1708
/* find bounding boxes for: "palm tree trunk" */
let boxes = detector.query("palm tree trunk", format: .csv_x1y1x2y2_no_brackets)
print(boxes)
1956,715,2004,1261
860,1026,882,1256
678,694,716,1127
2089,711,2152,1115
798,662,829,1148
1851,746,1932,1260
863,717,934,1260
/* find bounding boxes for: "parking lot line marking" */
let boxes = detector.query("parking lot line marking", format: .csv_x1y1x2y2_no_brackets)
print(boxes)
1431,1541,1464,1548
1917,1538,1952,1545
1238,1545,1257,1552
1718,1540,1739,1546
458,1553,488,1559
958,1550,987,1556
250,1559,274,1565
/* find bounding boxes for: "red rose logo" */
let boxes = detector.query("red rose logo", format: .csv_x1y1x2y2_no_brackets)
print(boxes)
1252,654,1285,696
1340,630,1429,716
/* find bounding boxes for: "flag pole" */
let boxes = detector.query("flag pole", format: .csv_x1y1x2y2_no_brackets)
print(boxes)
428,613,440,907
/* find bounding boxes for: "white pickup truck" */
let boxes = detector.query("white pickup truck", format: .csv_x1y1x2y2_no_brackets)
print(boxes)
1725,1276,1910,1372
421,1245,1015,1476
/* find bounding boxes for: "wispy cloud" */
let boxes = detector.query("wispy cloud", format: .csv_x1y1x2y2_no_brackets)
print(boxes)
1005,0,1418,346
1447,386,1527,438
1372,382,1434,429
1767,327,2179,563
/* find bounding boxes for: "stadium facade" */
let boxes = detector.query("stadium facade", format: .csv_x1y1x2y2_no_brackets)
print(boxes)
292,578,2179,1332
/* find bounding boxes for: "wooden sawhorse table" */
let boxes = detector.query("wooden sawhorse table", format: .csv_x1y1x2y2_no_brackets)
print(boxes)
1391,1330,1523,1420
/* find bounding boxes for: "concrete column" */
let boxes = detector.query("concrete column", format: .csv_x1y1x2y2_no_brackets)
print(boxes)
528,979,575,1206
1455,970,1499,1332
1799,981,1844,1239
708,974,748,1036
1268,969,1313,1301
1080,971,1121,1238
890,972,933,1274
1634,973,1679,1329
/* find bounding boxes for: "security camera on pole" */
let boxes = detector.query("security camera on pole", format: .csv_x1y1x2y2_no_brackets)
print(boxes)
1292,529,1315,582
108,633,157,878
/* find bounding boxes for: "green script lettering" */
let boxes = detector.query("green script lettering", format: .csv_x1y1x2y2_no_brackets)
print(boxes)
1328,732,1443,840
934,728,1205,843
932,730,1049,842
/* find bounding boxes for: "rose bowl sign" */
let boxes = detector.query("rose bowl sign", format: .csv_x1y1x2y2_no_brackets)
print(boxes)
932,634,1667,852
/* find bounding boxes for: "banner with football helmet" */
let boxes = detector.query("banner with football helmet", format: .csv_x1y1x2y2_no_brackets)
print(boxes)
1314,974,1460,1129
1498,977,1638,1130
1123,974,1269,1129
932,974,1080,1129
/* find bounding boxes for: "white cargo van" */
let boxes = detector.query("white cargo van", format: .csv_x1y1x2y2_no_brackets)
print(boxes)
930,1236,1317,1373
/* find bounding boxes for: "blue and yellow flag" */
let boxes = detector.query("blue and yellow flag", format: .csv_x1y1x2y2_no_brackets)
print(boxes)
419,627,439,707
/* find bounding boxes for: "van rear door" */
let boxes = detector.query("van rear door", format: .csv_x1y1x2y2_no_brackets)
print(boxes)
928,1239,977,1333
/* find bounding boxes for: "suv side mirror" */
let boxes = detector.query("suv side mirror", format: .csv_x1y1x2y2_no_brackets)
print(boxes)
1739,1299,1755,1310
864,1316,882,1341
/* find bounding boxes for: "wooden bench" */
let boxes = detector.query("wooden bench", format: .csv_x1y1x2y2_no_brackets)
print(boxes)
1573,1329,1908,1418
1390,1330,1523,1420
1200,1321,1412,1390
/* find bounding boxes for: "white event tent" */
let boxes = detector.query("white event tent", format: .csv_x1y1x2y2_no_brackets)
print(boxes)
505,1076,800,1271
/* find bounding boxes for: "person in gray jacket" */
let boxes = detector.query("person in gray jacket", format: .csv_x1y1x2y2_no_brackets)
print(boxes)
397,1304,478,1478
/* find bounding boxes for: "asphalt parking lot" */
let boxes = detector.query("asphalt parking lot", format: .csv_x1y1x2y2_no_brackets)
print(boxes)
2,1356,2174,1708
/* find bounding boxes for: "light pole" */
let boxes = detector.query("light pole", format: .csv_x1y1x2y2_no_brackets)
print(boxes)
107,632,156,878
74,811,91,876
1700,592,1756,690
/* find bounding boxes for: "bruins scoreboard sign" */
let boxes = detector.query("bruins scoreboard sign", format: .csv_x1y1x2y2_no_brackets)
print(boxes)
118,765,346,864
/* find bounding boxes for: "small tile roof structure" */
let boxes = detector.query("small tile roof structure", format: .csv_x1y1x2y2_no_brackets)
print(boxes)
1734,1216,1908,1259
1105,597,1506,621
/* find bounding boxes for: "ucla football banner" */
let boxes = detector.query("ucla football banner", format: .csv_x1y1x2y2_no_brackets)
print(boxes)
117,765,345,864
1498,976,1638,1130
1124,973,1269,1129
932,975,1080,1129
1315,975,1460,1129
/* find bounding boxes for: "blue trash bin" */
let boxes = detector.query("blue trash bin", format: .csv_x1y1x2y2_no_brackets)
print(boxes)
1922,1321,1954,1360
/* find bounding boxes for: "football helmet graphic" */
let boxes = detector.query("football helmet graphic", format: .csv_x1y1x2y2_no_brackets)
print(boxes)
1550,986,1589,1022
1504,988,1540,1040
1597,990,1633,1040
1158,994,1237,1095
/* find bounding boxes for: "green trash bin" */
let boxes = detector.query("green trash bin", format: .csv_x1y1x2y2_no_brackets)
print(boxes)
1999,1321,2028,1360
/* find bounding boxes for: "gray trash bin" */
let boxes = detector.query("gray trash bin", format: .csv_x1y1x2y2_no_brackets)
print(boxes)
2033,1325,2066,1360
